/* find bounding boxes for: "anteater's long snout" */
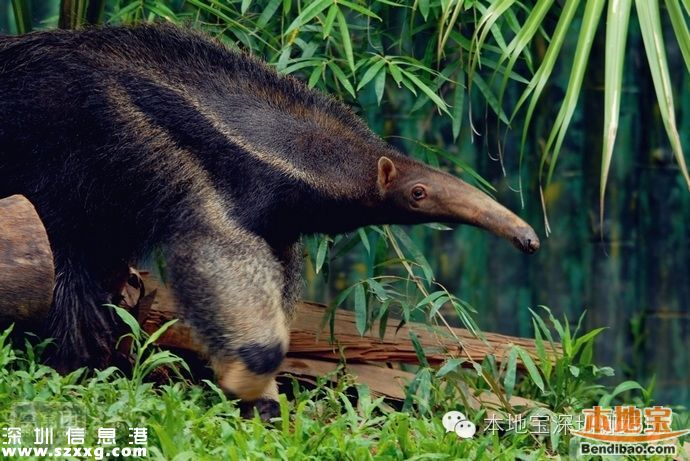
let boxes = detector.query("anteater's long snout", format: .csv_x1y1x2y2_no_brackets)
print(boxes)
439,176,540,254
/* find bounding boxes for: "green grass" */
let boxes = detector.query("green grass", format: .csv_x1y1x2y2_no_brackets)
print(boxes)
1,307,687,460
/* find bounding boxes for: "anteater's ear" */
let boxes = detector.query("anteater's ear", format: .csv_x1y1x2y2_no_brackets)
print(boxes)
377,156,397,191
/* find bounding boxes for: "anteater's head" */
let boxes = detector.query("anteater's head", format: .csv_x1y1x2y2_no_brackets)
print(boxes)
375,156,539,254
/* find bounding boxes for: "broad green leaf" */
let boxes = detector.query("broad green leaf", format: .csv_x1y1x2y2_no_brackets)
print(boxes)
308,65,323,88
390,225,434,282
281,58,321,75
572,327,606,358
367,278,389,301
146,3,179,21
414,290,446,309
142,319,179,351
388,62,403,86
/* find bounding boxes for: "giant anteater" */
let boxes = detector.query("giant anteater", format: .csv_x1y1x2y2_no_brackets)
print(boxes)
0,24,538,418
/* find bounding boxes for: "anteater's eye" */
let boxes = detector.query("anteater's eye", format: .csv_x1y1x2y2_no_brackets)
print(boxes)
411,186,427,201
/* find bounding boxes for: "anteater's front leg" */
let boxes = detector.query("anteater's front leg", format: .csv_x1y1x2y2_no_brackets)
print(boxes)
164,223,290,419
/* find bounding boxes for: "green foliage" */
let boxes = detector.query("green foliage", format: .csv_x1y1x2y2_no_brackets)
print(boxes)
2,318,684,459
107,304,189,387
470,0,690,228
2,0,688,442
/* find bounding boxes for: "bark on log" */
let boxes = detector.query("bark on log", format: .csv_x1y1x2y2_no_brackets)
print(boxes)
0,195,54,323
130,272,551,367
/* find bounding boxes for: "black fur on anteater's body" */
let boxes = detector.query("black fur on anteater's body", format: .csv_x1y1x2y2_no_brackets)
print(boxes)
0,25,538,417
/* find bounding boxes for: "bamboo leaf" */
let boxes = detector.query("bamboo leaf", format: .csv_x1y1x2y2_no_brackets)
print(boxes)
388,62,403,86
600,0,632,225
336,9,356,73
390,225,434,282
338,0,382,20
636,0,690,189
666,0,690,75
599,381,645,407
437,358,463,377
146,3,179,22
142,319,179,351
308,65,323,88
315,237,329,273
257,0,282,28
452,71,465,141
354,284,367,335
496,0,555,119
322,4,338,38
471,0,516,75
241,0,252,14
516,347,545,391
328,61,356,98
503,347,518,400
542,0,606,186
107,304,141,340
400,69,450,115
357,58,386,91
409,331,430,367
374,66,386,104
419,0,430,21
472,73,509,124
285,0,332,35
11,0,32,33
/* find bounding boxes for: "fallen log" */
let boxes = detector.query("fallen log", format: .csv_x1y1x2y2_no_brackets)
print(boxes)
0,195,54,323
130,272,549,367
282,357,538,415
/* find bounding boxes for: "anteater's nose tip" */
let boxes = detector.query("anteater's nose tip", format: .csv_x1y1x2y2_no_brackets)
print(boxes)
526,237,540,253
513,230,540,254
